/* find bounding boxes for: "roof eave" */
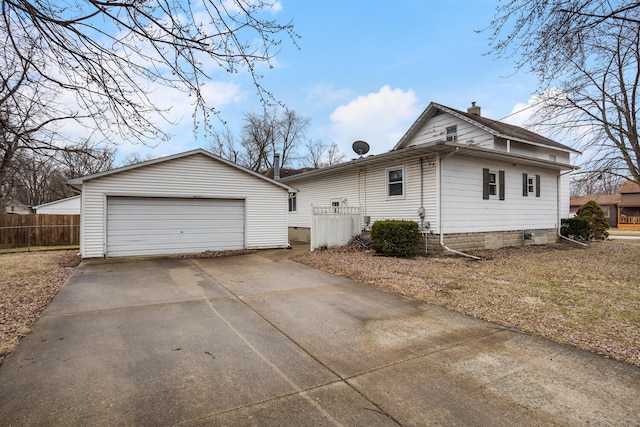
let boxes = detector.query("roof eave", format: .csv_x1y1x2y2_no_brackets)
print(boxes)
67,148,296,193
283,141,576,184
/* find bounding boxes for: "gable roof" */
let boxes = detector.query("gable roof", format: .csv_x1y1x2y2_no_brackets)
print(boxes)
619,180,640,194
264,166,316,179
68,148,296,192
393,102,581,154
570,194,621,207
33,195,80,209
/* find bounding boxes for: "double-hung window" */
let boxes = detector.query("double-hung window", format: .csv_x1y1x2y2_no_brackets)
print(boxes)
483,168,505,200
446,125,457,142
386,166,405,198
522,173,541,197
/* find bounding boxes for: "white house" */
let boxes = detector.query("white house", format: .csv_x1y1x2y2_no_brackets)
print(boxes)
68,149,295,258
282,102,580,252
34,196,81,215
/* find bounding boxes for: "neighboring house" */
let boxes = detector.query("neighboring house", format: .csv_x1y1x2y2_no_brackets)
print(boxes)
33,196,81,215
570,194,621,228
68,149,295,258
618,181,640,230
282,102,579,252
2,200,31,215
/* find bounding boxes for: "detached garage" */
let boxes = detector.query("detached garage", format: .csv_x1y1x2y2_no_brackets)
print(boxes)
68,149,295,258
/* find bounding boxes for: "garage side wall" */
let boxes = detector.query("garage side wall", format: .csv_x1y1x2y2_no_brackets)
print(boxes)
80,154,288,258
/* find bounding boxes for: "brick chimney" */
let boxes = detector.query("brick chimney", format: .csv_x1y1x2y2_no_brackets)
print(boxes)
467,102,481,117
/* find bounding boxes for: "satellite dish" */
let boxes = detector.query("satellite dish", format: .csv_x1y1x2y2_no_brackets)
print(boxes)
352,140,370,157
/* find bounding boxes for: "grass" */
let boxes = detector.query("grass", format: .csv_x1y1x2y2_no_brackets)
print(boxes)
0,245,79,255
295,240,640,366
0,250,80,362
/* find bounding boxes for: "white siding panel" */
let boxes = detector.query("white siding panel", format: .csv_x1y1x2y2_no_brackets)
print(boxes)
287,157,438,232
35,196,80,214
441,155,559,233
80,154,288,258
408,115,494,149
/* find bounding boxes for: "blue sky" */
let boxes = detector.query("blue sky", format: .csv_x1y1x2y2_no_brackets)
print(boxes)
113,1,544,163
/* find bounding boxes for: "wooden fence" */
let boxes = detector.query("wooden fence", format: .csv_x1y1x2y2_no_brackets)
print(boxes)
0,214,80,248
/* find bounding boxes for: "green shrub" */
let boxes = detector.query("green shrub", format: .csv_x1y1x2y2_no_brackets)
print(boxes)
370,220,420,257
560,217,590,240
576,200,609,240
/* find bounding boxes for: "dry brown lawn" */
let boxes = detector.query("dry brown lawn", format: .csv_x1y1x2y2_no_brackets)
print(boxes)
294,240,640,367
0,250,80,363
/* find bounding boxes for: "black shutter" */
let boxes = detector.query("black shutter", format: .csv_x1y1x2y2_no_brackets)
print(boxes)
483,168,490,200
522,173,528,196
535,174,541,197
499,170,505,200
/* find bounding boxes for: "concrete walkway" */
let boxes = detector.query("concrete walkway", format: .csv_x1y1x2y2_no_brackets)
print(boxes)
0,248,639,426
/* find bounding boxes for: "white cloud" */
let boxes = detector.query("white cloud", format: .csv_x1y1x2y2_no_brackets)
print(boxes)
329,86,421,156
503,96,541,128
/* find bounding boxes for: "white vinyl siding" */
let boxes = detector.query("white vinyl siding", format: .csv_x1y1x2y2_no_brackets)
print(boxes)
106,197,244,257
79,153,288,258
441,155,559,234
34,196,80,215
407,115,494,149
286,157,437,231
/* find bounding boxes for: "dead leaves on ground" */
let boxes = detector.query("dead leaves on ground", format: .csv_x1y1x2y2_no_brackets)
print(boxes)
0,251,80,363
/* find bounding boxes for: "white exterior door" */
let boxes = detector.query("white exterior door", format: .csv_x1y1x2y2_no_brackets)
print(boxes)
106,197,244,257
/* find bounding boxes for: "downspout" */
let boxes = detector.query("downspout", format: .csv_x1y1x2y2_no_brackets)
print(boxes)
419,158,426,253
557,170,587,247
438,147,482,260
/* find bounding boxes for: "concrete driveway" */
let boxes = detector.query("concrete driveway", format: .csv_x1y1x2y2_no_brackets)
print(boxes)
0,248,639,426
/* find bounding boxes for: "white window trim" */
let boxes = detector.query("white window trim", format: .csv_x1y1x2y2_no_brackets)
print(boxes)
386,166,405,200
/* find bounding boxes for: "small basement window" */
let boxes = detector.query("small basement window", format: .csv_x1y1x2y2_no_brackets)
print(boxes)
386,166,404,198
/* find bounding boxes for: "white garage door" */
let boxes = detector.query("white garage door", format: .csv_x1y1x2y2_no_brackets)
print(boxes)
107,197,244,257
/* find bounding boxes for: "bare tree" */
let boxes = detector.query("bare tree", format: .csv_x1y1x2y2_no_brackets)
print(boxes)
302,140,345,168
241,110,276,172
304,139,328,168
2,0,299,144
119,152,158,167
13,152,61,207
212,107,310,172
276,108,310,167
57,141,116,179
486,1,640,185
209,126,243,164
570,172,624,196
325,142,346,166
0,45,84,213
